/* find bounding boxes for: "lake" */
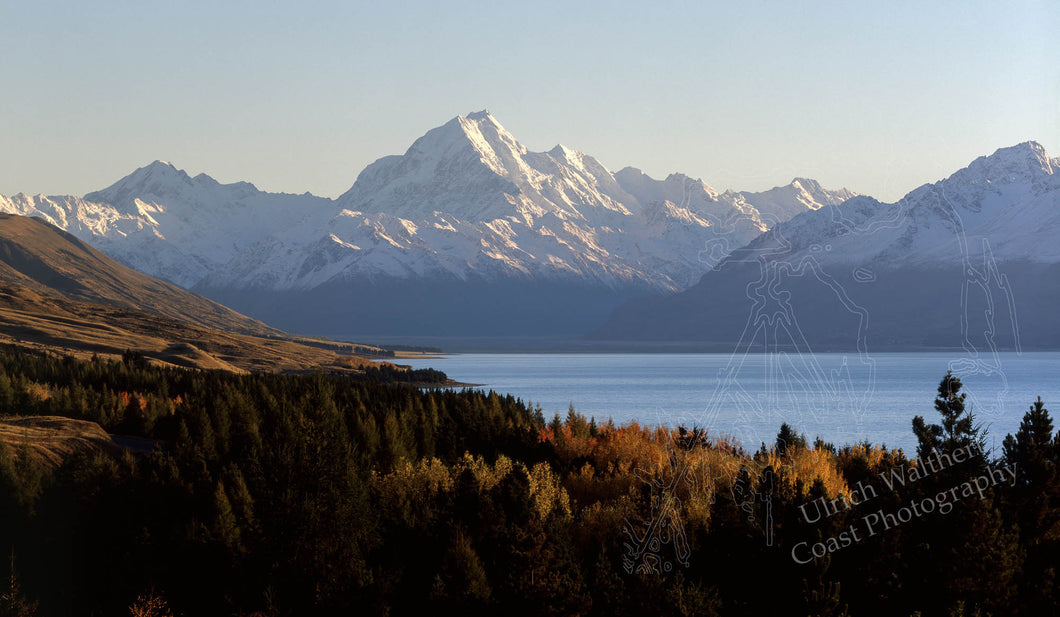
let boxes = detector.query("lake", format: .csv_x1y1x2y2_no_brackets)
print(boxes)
400,352,1060,454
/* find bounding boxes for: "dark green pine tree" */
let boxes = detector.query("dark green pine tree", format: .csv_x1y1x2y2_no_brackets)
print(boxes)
1002,396,1060,615
912,371,986,460
1003,397,1057,504
775,422,807,457
905,372,1020,616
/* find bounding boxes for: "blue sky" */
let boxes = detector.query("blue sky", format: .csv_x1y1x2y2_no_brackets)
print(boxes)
2,0,1056,201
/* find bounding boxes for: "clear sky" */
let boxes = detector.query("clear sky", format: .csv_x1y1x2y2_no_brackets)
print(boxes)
2,0,1056,202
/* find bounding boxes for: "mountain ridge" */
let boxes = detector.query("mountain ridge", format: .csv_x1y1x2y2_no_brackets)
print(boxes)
0,111,881,338
593,140,1060,349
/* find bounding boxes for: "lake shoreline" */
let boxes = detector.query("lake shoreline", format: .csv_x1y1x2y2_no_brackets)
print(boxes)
328,334,1051,354
397,352,1060,455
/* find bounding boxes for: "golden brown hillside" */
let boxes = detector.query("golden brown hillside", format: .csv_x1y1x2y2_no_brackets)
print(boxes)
0,213,275,335
0,213,402,373
0,415,125,469
0,283,388,372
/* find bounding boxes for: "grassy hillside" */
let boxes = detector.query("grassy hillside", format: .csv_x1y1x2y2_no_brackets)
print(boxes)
0,282,371,373
0,214,415,373
0,213,275,336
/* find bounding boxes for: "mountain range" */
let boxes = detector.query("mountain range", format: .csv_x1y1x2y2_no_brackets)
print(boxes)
3,112,1056,350
1,111,853,338
594,141,1060,350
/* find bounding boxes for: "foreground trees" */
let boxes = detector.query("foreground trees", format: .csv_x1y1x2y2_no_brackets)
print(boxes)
0,349,1055,616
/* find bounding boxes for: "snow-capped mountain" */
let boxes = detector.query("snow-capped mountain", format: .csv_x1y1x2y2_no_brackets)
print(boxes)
337,111,636,223
1,112,854,337
719,141,1060,268
1,163,334,287
595,141,1060,350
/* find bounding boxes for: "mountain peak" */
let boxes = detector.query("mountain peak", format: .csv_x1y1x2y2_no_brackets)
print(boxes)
790,177,820,191
134,160,187,182
337,111,533,219
988,140,1051,164
465,109,493,121
85,160,196,207
403,110,522,164
455,109,509,136
547,144,587,166
141,160,182,176
952,140,1057,186
83,161,268,213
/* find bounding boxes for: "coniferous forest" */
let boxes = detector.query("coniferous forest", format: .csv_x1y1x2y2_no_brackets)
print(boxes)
0,347,1057,616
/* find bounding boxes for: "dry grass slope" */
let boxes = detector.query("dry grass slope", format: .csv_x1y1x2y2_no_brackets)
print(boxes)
0,286,383,373
0,213,275,335
0,415,123,469
0,213,398,373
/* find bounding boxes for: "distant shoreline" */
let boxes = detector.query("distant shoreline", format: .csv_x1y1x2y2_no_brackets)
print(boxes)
343,340,1048,355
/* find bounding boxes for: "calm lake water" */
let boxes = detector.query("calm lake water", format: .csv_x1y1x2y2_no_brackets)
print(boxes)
400,352,1060,454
